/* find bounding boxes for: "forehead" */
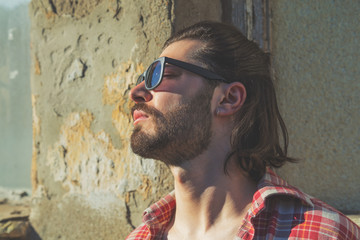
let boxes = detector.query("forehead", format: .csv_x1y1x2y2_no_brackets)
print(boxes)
159,39,203,63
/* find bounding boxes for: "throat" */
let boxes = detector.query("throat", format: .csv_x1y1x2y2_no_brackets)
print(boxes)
165,149,257,239
166,198,251,240
168,172,256,239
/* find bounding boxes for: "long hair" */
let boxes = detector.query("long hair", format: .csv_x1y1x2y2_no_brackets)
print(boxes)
164,21,296,182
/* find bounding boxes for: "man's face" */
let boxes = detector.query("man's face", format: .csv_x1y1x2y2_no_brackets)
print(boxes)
130,40,215,165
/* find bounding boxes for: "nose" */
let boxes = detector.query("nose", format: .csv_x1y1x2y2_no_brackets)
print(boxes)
130,80,153,103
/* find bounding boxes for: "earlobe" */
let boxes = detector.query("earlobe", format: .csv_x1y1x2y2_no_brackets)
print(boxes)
215,82,246,117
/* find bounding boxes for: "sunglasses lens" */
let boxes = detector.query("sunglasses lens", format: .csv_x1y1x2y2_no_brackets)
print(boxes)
146,60,162,89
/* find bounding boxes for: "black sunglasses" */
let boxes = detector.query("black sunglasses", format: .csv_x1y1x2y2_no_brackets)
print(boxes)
136,57,227,90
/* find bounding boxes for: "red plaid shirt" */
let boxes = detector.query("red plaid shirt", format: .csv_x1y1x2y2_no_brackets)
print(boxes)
126,169,360,239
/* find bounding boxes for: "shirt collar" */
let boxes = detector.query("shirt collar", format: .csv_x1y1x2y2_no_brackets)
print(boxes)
249,168,314,218
142,191,176,233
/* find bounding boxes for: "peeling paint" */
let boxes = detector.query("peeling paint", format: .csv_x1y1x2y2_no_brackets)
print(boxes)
31,95,40,192
45,10,57,20
138,175,153,200
45,107,158,204
34,55,41,75
103,60,143,147
64,58,87,82
31,95,40,136
102,60,143,106
47,111,125,195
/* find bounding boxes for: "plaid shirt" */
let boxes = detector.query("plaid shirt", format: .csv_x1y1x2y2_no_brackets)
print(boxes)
126,169,360,239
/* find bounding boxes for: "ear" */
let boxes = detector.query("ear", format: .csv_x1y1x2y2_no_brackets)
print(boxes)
215,82,247,117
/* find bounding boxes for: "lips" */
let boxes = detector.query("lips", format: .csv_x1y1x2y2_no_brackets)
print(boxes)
133,110,149,125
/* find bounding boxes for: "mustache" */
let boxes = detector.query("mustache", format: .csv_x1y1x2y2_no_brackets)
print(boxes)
131,103,162,119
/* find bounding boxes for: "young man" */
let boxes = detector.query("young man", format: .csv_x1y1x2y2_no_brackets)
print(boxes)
126,21,359,240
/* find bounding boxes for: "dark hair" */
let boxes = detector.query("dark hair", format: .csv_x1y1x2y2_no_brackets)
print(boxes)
164,21,297,182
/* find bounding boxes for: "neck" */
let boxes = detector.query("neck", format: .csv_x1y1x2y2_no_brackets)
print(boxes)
167,142,257,238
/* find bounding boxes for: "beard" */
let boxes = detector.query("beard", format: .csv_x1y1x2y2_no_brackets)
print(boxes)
130,86,214,166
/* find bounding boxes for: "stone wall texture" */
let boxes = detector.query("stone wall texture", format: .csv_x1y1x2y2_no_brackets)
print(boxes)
29,0,221,239
271,0,360,212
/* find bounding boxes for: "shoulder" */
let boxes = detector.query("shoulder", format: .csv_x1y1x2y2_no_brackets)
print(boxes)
125,223,150,240
256,188,360,240
291,197,360,239
252,169,360,239
125,192,176,240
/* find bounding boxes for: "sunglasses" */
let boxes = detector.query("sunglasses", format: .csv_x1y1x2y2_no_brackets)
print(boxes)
136,57,227,90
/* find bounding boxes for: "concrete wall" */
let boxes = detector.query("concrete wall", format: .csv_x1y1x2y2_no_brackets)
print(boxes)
271,0,360,212
29,0,221,239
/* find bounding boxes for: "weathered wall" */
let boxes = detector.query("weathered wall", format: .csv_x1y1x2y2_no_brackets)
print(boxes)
29,0,221,239
271,0,360,212
172,0,222,31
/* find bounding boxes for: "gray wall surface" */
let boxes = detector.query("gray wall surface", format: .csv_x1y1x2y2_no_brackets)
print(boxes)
272,0,360,212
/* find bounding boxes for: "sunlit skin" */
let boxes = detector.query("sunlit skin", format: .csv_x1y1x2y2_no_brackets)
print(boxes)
130,40,258,240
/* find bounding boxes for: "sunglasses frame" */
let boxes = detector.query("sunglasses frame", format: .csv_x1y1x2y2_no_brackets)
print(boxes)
136,57,227,90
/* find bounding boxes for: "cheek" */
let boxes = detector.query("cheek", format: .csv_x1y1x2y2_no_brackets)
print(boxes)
152,93,183,112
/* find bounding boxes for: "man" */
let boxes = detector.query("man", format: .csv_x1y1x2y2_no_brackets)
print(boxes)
126,21,360,239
